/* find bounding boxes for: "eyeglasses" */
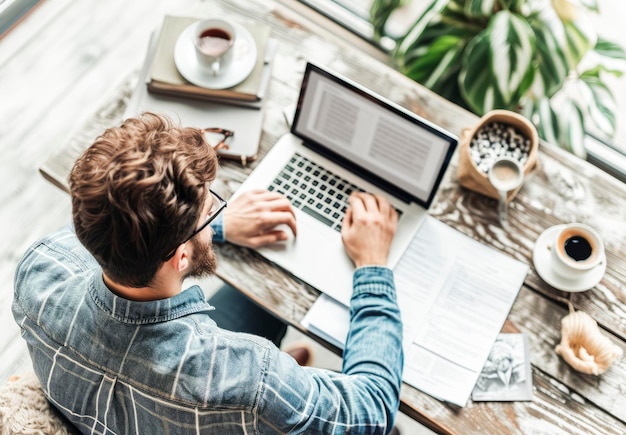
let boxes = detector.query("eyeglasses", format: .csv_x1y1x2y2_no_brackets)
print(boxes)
201,128,234,151
162,189,227,261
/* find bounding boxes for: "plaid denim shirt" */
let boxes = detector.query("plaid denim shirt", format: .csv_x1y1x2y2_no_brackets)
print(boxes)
13,218,403,434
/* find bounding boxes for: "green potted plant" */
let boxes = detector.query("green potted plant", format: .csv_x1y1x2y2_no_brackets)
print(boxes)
370,0,626,157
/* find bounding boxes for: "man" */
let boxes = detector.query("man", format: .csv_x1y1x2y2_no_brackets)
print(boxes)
13,112,403,434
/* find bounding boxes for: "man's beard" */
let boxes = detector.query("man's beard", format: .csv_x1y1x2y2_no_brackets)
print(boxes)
186,237,218,278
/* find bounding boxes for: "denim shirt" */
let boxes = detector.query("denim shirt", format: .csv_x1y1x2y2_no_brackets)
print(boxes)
13,216,403,434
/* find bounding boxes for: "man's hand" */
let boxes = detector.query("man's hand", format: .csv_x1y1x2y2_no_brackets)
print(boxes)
224,189,297,248
341,192,398,268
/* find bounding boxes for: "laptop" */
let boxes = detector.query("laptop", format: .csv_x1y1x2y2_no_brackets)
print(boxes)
233,63,458,306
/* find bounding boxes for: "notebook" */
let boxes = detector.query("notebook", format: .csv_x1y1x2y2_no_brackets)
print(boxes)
233,63,458,306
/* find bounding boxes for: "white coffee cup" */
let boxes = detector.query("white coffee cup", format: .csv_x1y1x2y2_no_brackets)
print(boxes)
550,223,605,278
193,19,235,76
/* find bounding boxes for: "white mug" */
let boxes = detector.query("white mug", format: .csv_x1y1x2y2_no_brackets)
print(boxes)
550,223,605,278
193,19,235,76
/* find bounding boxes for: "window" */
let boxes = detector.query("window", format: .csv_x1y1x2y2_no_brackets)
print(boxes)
297,0,374,40
0,0,40,36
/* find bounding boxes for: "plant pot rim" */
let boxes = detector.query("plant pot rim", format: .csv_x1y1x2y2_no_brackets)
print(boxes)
461,109,539,180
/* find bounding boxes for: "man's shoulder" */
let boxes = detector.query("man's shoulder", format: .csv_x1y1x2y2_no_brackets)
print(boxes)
15,225,98,287
12,226,99,350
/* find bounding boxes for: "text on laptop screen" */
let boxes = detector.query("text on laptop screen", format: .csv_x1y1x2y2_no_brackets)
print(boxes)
292,64,457,206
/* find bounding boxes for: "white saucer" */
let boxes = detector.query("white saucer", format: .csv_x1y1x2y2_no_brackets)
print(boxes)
174,22,257,89
532,225,606,292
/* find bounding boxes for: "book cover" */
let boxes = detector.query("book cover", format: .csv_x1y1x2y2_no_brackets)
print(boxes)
148,15,270,102
472,333,533,402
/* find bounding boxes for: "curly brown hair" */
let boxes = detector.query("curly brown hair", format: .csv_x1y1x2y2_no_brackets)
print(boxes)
69,112,218,287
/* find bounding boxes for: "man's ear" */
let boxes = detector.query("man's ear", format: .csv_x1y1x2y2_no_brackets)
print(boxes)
169,243,190,273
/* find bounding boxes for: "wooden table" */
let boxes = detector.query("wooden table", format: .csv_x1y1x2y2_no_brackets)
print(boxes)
19,0,626,433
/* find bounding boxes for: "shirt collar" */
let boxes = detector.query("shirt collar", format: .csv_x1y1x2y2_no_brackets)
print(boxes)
89,273,214,324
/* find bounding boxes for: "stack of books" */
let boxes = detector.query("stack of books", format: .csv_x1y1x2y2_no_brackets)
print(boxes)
147,15,274,109
125,15,277,165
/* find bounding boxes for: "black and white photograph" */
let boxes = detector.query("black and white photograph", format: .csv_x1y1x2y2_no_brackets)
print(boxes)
472,333,533,402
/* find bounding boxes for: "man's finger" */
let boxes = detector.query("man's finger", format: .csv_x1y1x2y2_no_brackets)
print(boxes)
348,193,366,215
359,192,378,212
251,189,291,203
262,212,297,237
374,194,391,215
247,231,290,248
266,197,296,213
341,207,353,233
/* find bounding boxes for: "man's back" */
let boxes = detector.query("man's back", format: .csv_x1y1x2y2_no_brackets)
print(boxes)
13,225,403,434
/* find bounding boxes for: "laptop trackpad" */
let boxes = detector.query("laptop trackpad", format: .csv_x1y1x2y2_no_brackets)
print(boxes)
256,213,354,306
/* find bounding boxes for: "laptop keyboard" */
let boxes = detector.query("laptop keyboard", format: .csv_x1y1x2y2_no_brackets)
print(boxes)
267,153,363,231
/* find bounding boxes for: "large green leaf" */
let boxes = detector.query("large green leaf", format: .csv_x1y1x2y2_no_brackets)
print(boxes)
531,69,615,154
532,97,560,147
528,8,569,97
395,0,449,57
578,74,617,137
459,11,536,113
582,38,626,77
463,0,496,18
398,20,475,69
403,35,464,83
458,32,504,112
562,14,596,68
490,12,536,101
557,98,586,157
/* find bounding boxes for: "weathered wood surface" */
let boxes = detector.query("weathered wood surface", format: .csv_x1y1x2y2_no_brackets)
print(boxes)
6,0,625,433
435,142,626,339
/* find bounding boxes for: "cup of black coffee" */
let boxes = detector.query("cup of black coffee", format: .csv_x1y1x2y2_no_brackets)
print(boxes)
193,19,235,76
550,224,605,278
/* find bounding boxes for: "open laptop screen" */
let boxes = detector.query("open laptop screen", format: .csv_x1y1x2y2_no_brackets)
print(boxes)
291,63,457,207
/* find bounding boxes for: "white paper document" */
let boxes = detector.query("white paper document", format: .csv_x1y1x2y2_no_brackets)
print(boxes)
301,216,529,407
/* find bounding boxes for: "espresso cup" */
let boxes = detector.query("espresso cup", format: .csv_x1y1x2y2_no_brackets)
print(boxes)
193,19,235,76
550,224,605,278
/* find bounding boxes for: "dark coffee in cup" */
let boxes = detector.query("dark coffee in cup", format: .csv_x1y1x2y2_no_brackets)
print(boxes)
557,227,598,265
564,235,592,261
193,19,236,75
550,224,605,279
197,28,232,56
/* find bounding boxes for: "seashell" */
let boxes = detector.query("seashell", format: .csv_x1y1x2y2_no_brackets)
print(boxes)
555,310,623,375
